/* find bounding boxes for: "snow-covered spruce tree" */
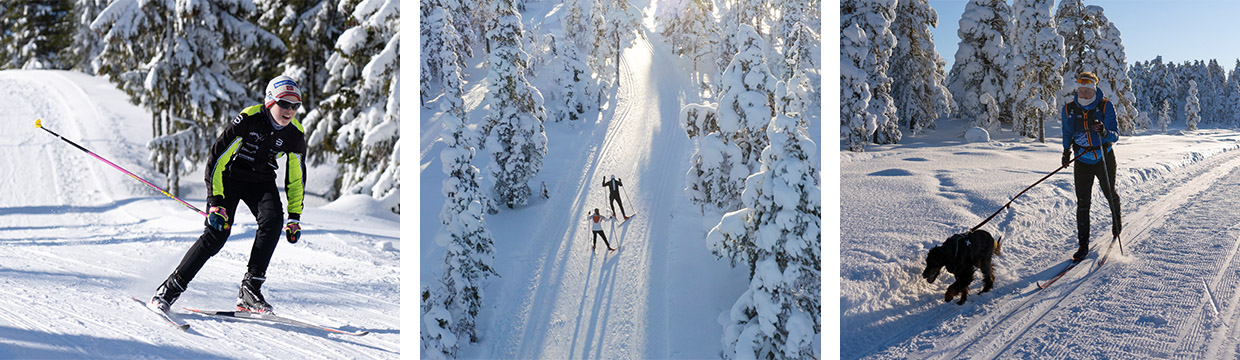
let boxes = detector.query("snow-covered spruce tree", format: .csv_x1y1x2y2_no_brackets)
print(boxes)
773,0,818,79
947,0,1013,129
1010,0,1064,142
483,0,548,209
1055,0,1100,95
550,37,596,124
890,0,952,134
842,0,900,145
421,285,457,359
718,25,778,174
682,102,745,212
588,0,642,88
1185,80,1200,131
1204,59,1227,126
712,113,821,360
66,0,108,73
436,98,500,346
561,0,591,51
302,0,399,204
1227,60,1240,127
422,3,465,105
656,0,717,74
93,0,282,196
1158,99,1171,133
841,24,875,152
257,0,347,111
1092,9,1138,134
0,1,75,69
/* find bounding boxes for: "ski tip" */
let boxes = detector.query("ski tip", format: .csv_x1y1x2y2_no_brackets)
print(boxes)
178,324,191,331
34,118,42,128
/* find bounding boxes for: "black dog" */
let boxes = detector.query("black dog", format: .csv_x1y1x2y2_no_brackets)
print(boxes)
921,230,1002,305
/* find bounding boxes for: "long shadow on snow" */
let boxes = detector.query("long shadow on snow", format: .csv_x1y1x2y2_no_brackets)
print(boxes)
510,101,615,358
0,267,125,286
0,197,145,216
180,313,396,354
583,226,623,360
842,262,1068,359
0,324,220,358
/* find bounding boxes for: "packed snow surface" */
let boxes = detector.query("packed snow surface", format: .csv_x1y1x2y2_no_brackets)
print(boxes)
0,70,399,358
842,119,1240,358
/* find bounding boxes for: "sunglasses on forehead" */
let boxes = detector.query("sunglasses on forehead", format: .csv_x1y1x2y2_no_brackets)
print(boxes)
275,99,300,111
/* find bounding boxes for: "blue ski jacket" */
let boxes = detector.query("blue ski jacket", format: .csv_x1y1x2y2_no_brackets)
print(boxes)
1061,88,1118,165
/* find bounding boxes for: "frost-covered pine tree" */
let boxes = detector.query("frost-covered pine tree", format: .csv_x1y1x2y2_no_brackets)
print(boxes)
561,0,591,51
67,0,108,72
0,1,74,69
257,0,347,110
682,102,745,212
550,37,596,124
1204,59,1227,126
718,25,778,174
842,24,875,152
302,0,400,205
1185,80,1200,131
483,0,548,209
946,0,1013,127
890,0,952,134
656,0,717,73
711,113,821,360
589,0,642,88
1010,0,1065,142
1158,99,1171,133
421,285,457,359
1055,0,1100,94
843,0,900,145
431,98,500,348
773,0,818,80
422,3,465,105
1226,60,1240,127
93,0,282,196
1092,10,1138,134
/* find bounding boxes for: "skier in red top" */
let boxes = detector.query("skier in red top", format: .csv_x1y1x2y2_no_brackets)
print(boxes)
587,208,615,251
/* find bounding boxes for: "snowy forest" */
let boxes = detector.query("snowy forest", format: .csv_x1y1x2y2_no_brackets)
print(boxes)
843,0,1240,152
421,0,820,358
0,0,400,211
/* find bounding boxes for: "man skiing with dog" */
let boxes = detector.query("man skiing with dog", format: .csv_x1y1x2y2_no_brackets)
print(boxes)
1061,71,1122,262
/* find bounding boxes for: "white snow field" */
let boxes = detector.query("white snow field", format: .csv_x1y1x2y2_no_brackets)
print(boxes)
841,119,1240,358
420,1,822,358
0,70,399,358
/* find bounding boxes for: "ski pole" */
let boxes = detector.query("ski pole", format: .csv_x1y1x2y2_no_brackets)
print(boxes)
1095,135,1124,256
621,178,635,216
34,119,207,217
969,151,1083,233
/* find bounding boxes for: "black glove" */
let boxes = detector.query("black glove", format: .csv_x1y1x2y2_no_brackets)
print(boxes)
1062,149,1072,167
1088,119,1106,136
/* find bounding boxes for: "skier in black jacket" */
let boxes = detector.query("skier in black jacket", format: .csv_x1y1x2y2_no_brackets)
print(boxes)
150,75,308,314
602,175,629,220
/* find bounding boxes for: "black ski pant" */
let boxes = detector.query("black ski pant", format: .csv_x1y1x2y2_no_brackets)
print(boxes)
1074,149,1121,246
592,230,611,249
609,191,627,218
165,177,284,290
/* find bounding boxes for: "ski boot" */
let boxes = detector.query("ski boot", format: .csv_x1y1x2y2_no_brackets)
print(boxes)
1071,242,1089,262
236,274,273,313
150,274,186,313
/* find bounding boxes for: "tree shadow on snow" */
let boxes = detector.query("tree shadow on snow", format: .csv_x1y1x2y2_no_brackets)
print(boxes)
0,325,221,358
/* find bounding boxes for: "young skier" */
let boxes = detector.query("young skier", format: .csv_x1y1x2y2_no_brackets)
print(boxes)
587,208,615,251
149,75,308,314
1061,71,1122,262
601,175,630,220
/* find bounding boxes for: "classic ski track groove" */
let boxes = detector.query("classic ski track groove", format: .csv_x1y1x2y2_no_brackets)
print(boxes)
924,148,1240,359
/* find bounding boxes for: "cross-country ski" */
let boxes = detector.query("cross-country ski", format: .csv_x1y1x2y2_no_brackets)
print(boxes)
181,308,368,336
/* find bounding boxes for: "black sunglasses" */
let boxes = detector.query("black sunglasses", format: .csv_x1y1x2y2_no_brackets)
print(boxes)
276,99,300,111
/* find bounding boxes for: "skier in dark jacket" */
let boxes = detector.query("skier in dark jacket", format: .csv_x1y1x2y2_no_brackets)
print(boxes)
602,175,629,220
150,75,308,314
1061,71,1122,262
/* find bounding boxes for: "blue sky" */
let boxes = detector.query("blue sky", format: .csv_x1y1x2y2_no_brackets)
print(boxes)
929,0,1240,70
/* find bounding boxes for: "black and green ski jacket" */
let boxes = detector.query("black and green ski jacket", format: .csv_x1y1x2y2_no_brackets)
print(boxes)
204,104,308,220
